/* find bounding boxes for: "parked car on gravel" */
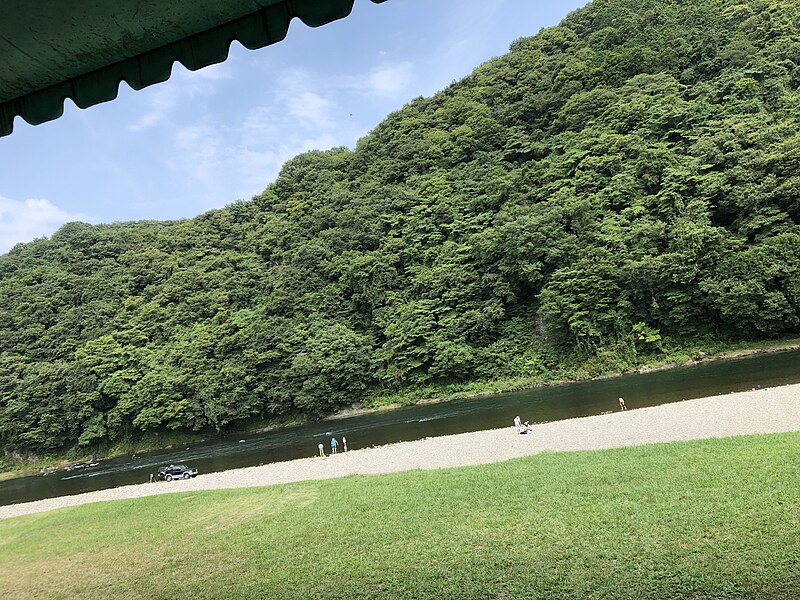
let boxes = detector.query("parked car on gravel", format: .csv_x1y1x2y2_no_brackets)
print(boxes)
155,464,198,481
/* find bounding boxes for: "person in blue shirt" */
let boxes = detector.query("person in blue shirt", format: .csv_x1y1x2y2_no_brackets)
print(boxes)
331,437,338,454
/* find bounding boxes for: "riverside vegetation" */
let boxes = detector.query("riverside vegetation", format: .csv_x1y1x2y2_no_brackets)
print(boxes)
1,433,798,598
2,0,800,462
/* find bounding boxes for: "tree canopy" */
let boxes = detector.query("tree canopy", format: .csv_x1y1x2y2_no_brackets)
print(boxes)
2,0,800,454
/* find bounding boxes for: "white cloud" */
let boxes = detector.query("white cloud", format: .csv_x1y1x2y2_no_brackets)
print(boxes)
184,61,235,81
128,62,234,131
352,62,414,97
237,131,343,183
172,119,226,185
128,84,181,131
239,106,281,144
271,69,335,129
275,67,309,88
288,91,333,129
165,71,345,200
0,196,89,253
156,55,405,209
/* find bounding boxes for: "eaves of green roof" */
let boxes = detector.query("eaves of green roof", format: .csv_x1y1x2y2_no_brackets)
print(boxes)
0,0,388,137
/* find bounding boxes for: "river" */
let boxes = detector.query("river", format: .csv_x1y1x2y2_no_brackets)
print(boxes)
2,349,799,506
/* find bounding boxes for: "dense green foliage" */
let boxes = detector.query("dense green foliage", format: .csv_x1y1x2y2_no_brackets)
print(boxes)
2,433,799,598
2,0,800,453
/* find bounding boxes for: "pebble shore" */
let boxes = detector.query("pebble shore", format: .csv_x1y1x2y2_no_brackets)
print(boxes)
2,383,798,520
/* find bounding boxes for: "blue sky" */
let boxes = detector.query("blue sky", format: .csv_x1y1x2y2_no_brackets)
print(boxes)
0,0,589,253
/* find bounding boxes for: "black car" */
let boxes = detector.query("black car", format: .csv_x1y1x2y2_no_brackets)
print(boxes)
155,464,198,481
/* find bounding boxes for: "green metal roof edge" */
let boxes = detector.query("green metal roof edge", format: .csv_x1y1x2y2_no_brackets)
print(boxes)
0,0,387,137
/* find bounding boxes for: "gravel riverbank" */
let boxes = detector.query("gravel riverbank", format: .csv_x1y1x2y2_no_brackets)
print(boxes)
2,383,798,520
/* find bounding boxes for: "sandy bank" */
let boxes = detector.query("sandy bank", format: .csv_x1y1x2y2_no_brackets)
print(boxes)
2,383,798,520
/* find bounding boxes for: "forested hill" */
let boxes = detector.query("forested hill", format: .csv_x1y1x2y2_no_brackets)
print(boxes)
3,0,800,455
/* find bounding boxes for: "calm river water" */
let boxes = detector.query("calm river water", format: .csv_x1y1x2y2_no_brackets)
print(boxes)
2,349,799,506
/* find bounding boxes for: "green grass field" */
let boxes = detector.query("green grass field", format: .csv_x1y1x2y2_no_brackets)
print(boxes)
1,433,798,599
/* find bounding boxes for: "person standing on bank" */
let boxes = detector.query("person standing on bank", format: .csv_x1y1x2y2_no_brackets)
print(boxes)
318,443,325,457
618,397,627,411
343,436,348,452
331,437,338,454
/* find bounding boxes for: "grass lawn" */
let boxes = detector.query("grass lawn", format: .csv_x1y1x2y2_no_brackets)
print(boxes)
1,432,798,599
